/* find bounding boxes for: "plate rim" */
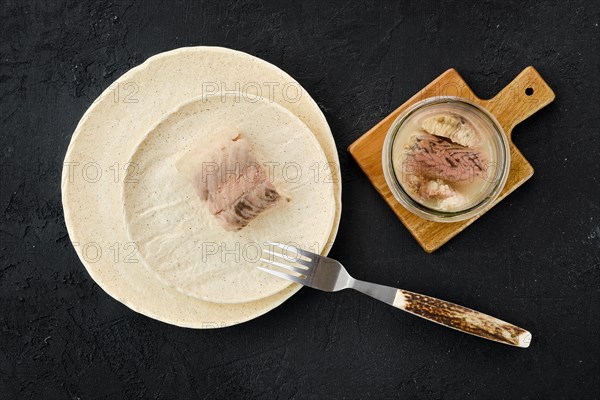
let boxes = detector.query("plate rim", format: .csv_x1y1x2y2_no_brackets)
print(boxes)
62,46,341,328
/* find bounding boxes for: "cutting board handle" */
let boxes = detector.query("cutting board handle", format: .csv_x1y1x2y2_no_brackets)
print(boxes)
481,66,555,139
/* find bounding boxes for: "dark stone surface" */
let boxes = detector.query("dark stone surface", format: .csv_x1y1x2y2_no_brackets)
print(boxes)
1,0,599,398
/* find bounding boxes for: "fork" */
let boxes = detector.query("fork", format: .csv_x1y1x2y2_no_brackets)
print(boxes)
259,242,532,348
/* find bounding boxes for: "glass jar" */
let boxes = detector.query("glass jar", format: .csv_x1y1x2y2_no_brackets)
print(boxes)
382,96,510,222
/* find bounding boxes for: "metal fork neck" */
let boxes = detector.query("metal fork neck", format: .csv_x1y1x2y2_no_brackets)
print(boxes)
348,279,397,306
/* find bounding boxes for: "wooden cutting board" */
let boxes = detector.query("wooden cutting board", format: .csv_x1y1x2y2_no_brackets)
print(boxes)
348,66,555,253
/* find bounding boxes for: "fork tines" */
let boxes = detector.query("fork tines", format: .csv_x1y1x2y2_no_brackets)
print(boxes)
258,242,316,285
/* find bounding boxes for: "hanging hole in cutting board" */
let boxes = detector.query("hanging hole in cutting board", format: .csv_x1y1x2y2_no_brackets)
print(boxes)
525,87,534,96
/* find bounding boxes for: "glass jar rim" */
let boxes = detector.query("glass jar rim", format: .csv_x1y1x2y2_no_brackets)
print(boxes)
382,96,511,222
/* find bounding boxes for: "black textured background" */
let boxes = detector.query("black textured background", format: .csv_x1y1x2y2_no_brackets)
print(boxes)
1,1,599,399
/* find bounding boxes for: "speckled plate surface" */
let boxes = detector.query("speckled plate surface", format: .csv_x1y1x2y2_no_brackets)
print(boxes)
61,47,341,328
123,94,336,304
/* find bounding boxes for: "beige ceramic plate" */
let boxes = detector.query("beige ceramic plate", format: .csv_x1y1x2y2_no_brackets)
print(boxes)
62,47,341,327
123,94,336,304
